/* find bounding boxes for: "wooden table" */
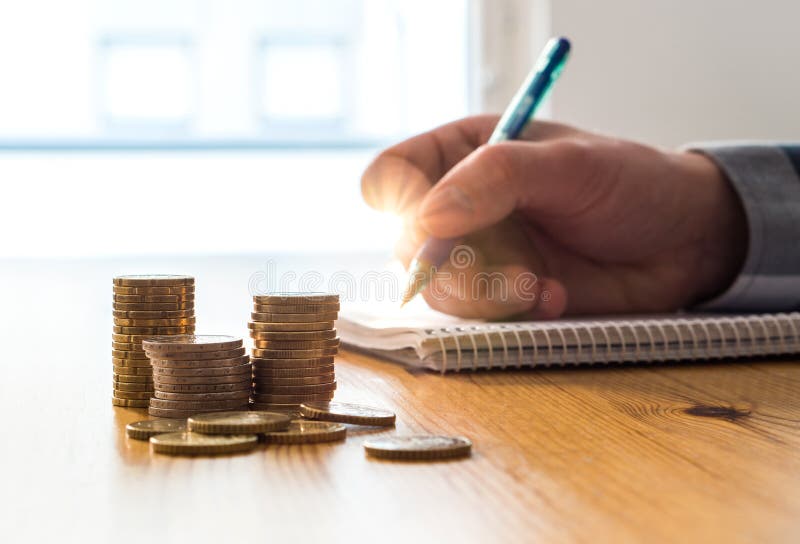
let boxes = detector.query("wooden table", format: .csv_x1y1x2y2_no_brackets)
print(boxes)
2,256,799,543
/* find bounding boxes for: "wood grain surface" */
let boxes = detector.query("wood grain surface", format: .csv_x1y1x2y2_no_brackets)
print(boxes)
1,257,798,543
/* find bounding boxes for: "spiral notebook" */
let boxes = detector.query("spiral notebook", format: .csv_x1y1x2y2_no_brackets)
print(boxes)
338,306,800,373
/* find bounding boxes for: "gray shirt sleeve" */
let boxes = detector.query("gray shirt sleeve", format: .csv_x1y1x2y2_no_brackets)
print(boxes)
686,144,800,311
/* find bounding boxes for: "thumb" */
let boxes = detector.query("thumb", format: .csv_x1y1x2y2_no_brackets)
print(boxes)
416,140,600,238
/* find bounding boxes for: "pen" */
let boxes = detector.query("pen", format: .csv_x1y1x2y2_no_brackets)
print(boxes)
400,36,572,306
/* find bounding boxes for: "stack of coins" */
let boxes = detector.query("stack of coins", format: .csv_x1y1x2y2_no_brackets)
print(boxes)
249,292,340,412
112,275,196,408
143,335,251,418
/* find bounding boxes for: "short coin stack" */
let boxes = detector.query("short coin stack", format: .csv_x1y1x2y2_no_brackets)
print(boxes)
112,275,196,408
249,292,340,411
142,335,251,418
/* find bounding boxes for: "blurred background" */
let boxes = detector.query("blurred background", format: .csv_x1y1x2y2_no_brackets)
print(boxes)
1,0,798,259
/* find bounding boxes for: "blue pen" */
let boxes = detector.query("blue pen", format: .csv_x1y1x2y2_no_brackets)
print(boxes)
400,36,571,306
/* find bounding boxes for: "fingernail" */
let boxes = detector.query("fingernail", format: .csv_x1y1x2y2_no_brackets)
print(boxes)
418,186,473,229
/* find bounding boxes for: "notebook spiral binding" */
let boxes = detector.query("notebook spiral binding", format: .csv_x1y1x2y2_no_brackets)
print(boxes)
425,312,800,373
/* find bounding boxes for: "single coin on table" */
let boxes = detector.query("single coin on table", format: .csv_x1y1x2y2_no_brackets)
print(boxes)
146,346,246,361
252,382,336,395
112,397,150,408
250,392,335,404
248,321,335,332
363,435,472,460
188,411,291,434
250,312,339,323
148,405,249,419
148,354,250,369
261,420,346,444
126,419,187,440
300,401,397,426
252,348,338,359
252,338,340,350
151,363,252,377
154,389,251,402
149,432,257,455
114,285,195,295
142,334,243,354
149,397,252,411
153,382,253,394
252,303,340,314
250,329,338,341
252,292,339,305
113,274,194,287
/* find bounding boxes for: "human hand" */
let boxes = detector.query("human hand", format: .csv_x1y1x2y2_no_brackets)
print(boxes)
361,115,747,319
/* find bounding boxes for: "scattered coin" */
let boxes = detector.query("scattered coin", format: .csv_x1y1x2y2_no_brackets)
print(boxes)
126,419,187,440
142,335,243,353
252,292,339,305
300,402,397,427
262,420,346,444
150,432,258,455
251,312,339,323
188,411,291,434
112,397,150,408
363,436,472,460
248,321,335,332
114,275,194,287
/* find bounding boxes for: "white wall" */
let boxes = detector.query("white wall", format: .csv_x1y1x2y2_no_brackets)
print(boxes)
547,0,800,148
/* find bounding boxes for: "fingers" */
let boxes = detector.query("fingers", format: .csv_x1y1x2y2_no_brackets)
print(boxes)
361,115,500,214
417,139,611,239
420,263,567,320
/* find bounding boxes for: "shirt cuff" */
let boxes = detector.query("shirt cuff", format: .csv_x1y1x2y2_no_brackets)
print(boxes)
685,143,800,311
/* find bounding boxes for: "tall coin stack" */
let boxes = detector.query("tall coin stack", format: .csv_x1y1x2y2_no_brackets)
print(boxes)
112,275,196,408
249,293,340,412
143,335,252,418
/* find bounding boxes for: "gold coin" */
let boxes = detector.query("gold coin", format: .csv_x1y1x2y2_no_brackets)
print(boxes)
251,348,338,359
252,362,334,374
154,389,251,402
253,292,339,305
252,303,340,314
126,419,187,440
112,358,152,368
112,341,144,351
114,285,194,295
112,397,149,408
114,294,194,303
188,411,291,434
142,335,243,354
113,381,154,392
151,363,251,377
252,338,339,350
113,373,153,383
153,374,251,386
149,397,251,411
251,358,334,370
114,275,194,287
250,391,334,404
114,317,196,327
154,382,251,394
113,326,194,335
111,350,149,360
253,374,335,386
148,354,250,369
146,347,245,361
113,365,153,376
251,312,338,323
112,333,153,343
248,321,334,332
149,431,258,454
248,403,303,418
363,435,472,460
148,406,249,420
261,420,346,444
253,382,336,395
249,329,338,341
300,401,396,426
113,390,152,400
113,302,195,311
112,309,194,319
